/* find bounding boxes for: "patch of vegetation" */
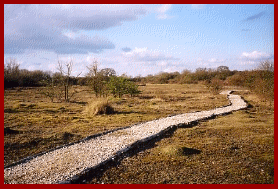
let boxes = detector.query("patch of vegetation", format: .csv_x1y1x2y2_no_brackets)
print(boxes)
84,98,115,117
4,59,273,183
4,84,229,166
86,90,274,184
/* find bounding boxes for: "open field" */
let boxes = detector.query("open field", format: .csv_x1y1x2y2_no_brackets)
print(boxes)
4,84,274,184
4,84,229,166
86,90,274,184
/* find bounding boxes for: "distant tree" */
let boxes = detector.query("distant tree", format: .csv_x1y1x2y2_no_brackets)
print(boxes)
4,58,20,88
99,68,116,77
4,58,20,75
217,66,230,72
57,59,81,102
181,69,191,75
86,61,116,97
194,68,211,81
57,59,73,102
216,66,232,80
86,60,99,77
257,60,274,72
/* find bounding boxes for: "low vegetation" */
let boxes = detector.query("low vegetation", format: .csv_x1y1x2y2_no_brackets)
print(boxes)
87,90,274,184
4,84,229,166
84,98,114,117
4,58,274,183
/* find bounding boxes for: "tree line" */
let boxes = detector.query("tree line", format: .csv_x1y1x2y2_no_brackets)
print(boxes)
4,58,141,102
134,62,274,101
4,58,274,101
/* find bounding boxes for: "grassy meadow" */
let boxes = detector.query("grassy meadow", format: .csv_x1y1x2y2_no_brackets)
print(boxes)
87,90,274,184
4,83,229,166
4,83,274,184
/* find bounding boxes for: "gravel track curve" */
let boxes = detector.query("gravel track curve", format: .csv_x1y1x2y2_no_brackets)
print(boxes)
4,90,247,184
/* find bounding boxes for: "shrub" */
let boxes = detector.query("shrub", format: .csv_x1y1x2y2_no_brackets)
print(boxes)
226,72,246,86
179,74,198,84
126,80,141,97
88,74,108,97
253,70,274,101
108,76,140,98
206,78,224,94
84,98,114,117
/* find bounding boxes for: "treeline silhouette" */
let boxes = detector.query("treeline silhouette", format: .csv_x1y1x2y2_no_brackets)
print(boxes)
4,58,274,101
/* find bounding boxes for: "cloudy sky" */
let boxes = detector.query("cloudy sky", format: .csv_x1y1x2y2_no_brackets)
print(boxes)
4,4,274,77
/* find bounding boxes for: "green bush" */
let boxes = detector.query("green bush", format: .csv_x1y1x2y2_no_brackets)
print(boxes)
108,76,140,98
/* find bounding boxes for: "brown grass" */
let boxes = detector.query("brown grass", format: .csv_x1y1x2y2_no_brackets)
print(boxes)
84,98,114,117
4,84,229,166
86,89,274,184
4,84,273,183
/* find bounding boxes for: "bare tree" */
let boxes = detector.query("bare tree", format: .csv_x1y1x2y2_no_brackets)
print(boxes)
57,59,72,101
86,60,98,77
257,60,274,72
4,58,20,75
56,58,81,102
4,58,20,88
86,61,105,97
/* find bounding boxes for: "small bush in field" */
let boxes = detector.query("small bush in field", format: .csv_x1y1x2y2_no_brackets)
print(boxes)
206,78,223,94
85,98,114,117
226,73,245,86
108,76,140,98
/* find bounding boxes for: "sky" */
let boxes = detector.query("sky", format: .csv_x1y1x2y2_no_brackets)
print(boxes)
4,4,274,77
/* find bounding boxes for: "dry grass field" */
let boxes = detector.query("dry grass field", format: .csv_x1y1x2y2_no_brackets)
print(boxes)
4,84,274,184
87,90,274,184
4,84,229,166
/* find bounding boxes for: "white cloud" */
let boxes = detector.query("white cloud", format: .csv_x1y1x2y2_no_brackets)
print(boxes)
238,51,273,68
63,31,77,39
208,58,225,63
239,60,257,65
241,51,272,60
163,66,179,73
191,4,205,10
157,61,168,66
197,57,203,62
156,4,172,20
157,4,171,13
4,4,147,54
208,58,217,63
123,47,179,64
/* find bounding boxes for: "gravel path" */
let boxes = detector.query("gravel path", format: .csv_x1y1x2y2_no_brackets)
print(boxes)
4,91,247,184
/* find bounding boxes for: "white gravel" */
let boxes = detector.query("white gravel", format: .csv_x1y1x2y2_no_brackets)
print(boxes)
4,90,247,184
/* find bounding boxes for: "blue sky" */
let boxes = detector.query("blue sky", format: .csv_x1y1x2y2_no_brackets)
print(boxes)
4,4,274,77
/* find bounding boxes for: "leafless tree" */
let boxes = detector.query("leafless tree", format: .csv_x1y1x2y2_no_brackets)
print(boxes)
4,57,20,76
56,58,81,102
86,60,99,77
257,60,274,72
